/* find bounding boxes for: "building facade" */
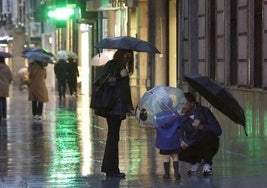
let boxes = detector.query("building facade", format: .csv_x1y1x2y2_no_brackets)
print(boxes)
177,0,267,90
2,0,267,97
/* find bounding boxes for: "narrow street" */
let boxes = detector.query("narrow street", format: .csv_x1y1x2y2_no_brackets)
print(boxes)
0,85,266,187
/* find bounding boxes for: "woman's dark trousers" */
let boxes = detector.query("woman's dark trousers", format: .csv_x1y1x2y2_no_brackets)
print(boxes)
101,115,122,173
0,97,7,119
178,132,219,165
68,77,77,95
32,101,43,116
57,79,66,98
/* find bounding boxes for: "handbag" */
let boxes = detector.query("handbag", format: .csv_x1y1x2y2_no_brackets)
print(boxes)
90,73,116,116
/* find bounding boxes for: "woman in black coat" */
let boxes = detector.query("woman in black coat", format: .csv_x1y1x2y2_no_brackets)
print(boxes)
99,49,134,178
66,57,79,96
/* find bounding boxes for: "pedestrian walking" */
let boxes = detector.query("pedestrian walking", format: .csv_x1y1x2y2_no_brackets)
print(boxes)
66,56,79,97
0,56,12,120
178,92,222,176
54,52,68,99
28,61,49,120
93,49,134,178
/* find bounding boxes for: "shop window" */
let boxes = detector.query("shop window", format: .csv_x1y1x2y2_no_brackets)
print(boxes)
230,0,237,85
254,0,263,88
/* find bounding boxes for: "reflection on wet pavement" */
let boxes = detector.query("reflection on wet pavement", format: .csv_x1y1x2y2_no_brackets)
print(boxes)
0,86,266,187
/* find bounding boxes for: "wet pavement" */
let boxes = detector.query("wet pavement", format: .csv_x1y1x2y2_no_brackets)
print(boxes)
1,85,267,187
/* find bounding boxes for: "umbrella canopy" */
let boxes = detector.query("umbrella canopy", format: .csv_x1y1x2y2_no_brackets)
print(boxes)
17,67,28,77
23,51,54,64
136,86,186,128
95,36,161,53
56,50,78,60
67,51,78,60
184,73,247,135
0,51,12,58
22,47,54,57
90,51,115,66
57,50,68,60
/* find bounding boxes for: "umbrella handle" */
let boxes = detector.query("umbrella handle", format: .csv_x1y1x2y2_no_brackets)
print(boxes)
243,127,248,136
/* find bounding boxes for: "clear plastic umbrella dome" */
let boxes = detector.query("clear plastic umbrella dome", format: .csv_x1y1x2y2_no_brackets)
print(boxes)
90,51,115,66
57,50,68,60
136,86,186,128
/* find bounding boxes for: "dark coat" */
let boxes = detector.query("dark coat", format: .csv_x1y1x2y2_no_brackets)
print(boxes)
95,59,133,119
54,60,68,81
67,61,79,79
155,111,182,150
179,104,222,146
0,63,12,97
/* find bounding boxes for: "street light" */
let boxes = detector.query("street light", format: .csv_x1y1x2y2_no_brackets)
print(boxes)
47,7,75,20
46,6,81,28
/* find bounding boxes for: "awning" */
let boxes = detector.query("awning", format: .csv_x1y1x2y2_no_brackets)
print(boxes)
86,0,124,11
0,36,13,46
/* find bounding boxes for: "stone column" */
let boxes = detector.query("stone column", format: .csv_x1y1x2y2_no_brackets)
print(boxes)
132,0,148,106
153,0,168,86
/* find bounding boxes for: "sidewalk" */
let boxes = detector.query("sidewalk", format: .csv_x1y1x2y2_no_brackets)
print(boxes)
0,85,267,187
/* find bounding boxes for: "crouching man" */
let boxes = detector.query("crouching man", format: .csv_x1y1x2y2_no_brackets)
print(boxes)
178,92,222,176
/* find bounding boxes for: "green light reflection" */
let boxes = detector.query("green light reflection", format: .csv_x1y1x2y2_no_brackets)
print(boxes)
264,112,267,137
48,108,81,185
245,108,253,136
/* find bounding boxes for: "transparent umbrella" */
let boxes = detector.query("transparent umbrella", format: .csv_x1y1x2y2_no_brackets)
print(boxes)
90,51,115,66
17,67,28,77
136,86,186,128
57,50,68,60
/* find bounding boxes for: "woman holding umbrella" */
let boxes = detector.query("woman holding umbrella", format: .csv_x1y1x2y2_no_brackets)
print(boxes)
28,60,49,120
94,49,134,178
0,54,12,120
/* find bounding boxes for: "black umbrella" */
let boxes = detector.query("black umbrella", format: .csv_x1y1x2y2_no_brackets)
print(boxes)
22,51,54,64
22,47,54,57
95,36,161,53
184,74,247,136
0,51,12,58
